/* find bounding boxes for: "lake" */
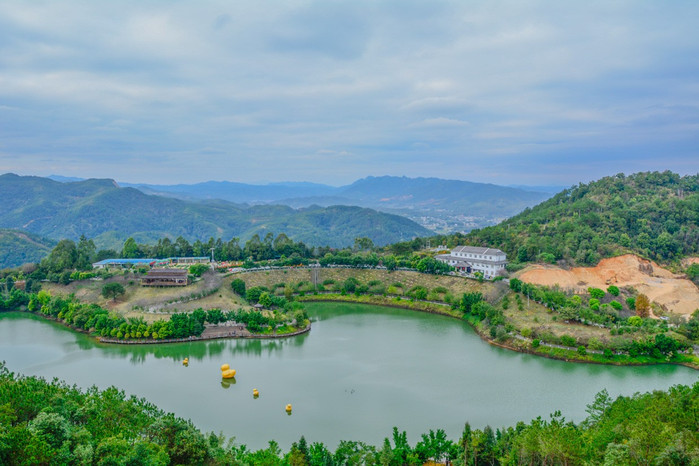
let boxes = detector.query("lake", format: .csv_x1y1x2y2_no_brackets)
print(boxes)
1,302,697,450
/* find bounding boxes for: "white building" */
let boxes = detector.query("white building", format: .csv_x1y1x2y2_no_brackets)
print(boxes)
436,246,507,278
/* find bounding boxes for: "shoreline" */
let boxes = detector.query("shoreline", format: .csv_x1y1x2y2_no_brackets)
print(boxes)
2,309,311,345
98,323,311,345
300,295,699,370
5,300,697,369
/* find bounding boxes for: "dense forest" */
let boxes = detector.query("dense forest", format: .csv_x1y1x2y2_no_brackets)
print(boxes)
1,364,696,465
461,171,698,266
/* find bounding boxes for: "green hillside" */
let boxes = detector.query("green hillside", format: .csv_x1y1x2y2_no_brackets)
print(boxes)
0,229,55,269
463,171,698,266
0,174,431,249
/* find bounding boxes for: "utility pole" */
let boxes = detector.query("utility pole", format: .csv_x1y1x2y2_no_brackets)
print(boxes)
210,247,215,263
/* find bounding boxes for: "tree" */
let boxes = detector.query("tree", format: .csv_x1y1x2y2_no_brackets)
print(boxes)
258,292,273,308
230,279,246,296
460,292,483,313
43,239,78,273
76,235,96,270
635,294,651,318
188,264,209,277
353,237,374,251
121,238,141,259
102,283,125,301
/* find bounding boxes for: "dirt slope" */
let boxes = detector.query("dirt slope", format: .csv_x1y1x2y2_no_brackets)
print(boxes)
518,254,699,316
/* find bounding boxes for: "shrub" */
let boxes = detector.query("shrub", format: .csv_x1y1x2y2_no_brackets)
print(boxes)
245,286,267,303
589,298,600,311
577,346,587,356
102,283,125,301
560,335,576,347
532,339,540,348
188,264,209,277
341,278,358,293
588,287,605,299
407,286,428,300
607,285,620,296
588,338,603,350
231,279,246,296
628,316,643,327
635,294,651,318
520,327,532,338
538,252,556,264
610,300,623,311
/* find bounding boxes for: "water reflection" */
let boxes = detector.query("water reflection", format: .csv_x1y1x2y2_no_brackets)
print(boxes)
221,377,237,389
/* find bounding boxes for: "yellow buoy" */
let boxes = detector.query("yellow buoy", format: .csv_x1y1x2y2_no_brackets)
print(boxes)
183,358,189,365
285,404,292,413
220,363,236,378
253,388,259,397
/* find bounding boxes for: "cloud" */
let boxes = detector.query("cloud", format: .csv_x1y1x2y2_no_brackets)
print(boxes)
0,1,696,185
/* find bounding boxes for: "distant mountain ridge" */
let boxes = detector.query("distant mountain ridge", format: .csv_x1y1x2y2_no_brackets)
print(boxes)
0,174,431,250
119,175,553,232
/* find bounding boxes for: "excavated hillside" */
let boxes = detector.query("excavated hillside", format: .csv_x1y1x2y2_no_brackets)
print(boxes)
519,254,699,316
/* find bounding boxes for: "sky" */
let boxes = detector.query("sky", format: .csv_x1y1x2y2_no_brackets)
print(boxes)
0,1,697,186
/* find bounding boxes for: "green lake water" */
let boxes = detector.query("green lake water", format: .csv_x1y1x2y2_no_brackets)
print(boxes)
1,302,697,450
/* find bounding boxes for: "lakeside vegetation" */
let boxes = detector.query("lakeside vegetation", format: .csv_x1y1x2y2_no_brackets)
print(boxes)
236,267,699,367
1,363,697,465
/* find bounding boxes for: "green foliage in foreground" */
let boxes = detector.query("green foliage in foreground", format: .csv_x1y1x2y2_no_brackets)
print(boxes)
1,364,697,465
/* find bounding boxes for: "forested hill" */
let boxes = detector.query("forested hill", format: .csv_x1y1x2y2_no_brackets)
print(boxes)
0,174,430,249
464,171,698,266
0,229,55,269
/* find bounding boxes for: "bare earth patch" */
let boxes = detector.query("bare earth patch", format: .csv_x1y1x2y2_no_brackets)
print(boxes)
518,254,699,316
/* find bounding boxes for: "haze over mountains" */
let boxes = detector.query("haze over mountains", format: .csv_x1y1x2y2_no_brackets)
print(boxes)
0,174,430,254
120,175,553,232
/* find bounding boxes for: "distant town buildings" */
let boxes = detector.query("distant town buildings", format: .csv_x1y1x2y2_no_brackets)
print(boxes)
435,246,507,278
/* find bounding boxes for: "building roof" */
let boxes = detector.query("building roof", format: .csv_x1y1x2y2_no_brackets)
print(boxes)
93,257,209,267
93,258,155,266
145,268,188,278
452,245,505,256
164,257,210,261
435,254,472,265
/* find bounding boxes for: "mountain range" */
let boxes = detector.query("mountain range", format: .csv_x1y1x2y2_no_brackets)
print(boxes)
0,174,431,255
119,175,553,232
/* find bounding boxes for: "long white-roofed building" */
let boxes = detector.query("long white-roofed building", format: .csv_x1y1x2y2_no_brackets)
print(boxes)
435,246,507,278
